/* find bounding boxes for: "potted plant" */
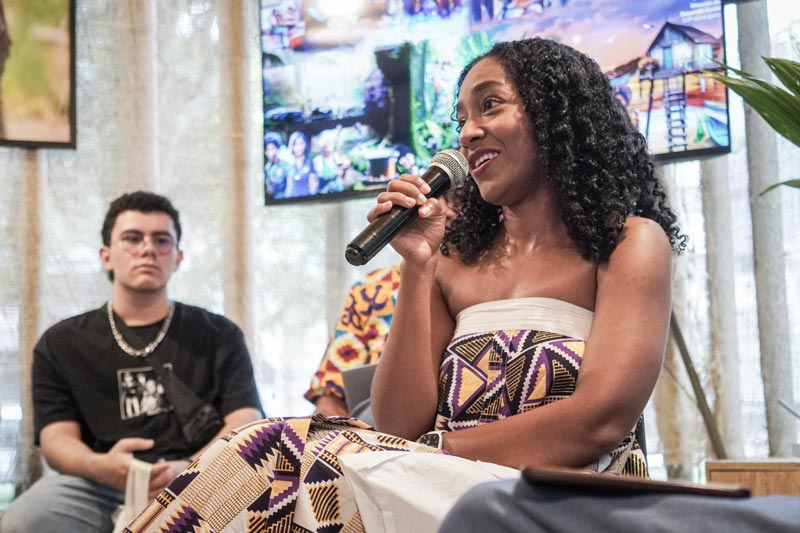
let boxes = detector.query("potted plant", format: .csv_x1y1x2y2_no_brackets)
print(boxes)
712,57,800,193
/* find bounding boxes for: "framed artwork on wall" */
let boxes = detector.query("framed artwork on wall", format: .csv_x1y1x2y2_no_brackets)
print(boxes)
0,0,75,148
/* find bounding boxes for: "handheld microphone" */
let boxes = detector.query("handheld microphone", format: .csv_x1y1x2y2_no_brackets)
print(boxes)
345,149,469,266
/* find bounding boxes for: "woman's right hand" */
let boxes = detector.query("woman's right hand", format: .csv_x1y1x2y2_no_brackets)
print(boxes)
366,174,448,265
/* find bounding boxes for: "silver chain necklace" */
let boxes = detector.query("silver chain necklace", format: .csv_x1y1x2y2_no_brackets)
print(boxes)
107,301,175,358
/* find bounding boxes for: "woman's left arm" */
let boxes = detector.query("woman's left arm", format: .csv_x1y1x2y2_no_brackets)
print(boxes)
444,217,673,468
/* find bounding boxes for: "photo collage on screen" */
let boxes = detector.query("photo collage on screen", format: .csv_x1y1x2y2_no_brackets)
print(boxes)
260,0,729,204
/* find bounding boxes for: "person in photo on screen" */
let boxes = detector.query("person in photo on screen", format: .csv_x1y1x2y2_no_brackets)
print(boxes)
124,37,685,533
264,131,289,200
313,129,346,195
284,130,318,198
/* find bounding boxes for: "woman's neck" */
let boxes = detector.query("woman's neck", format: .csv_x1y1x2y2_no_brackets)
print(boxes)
501,188,570,254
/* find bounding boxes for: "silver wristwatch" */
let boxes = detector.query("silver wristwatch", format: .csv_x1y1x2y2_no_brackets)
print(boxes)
417,430,446,450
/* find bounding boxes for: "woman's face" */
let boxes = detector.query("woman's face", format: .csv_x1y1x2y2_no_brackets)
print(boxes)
456,56,544,207
265,143,279,161
292,136,306,156
320,135,335,155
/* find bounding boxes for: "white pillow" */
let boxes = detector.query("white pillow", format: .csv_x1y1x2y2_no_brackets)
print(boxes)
339,451,520,533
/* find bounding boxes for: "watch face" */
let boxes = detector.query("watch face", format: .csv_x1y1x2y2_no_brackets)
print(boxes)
420,431,441,449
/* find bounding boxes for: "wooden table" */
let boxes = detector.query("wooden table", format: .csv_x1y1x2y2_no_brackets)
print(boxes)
705,460,800,496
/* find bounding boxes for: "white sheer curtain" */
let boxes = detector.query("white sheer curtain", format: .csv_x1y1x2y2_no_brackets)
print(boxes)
0,0,797,500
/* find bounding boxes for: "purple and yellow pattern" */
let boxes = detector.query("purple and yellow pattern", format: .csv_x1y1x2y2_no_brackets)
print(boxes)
437,327,647,476
437,330,585,428
124,416,438,533
127,298,647,532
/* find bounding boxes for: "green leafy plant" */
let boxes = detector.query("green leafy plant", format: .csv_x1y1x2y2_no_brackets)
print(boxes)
712,57,800,194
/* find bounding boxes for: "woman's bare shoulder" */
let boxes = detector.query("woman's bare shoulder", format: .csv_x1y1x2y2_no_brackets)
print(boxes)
434,247,482,313
618,216,670,252
602,216,672,280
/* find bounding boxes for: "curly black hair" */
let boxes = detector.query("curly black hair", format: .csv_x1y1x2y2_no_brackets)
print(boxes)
442,37,686,264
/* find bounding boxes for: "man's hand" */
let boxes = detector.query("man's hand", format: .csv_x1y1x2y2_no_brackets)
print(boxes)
85,437,156,492
147,459,191,499
41,422,159,493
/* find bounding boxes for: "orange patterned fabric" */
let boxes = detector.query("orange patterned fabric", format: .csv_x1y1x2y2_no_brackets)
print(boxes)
304,266,400,404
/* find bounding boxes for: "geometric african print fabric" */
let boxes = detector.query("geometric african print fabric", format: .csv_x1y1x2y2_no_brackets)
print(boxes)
437,330,585,428
305,266,399,404
126,319,647,531
436,329,648,476
124,415,440,533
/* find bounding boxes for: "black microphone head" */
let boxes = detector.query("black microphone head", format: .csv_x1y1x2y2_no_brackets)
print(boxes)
345,245,368,266
344,149,469,267
430,149,468,190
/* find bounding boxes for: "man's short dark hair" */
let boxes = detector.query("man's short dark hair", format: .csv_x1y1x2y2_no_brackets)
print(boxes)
264,131,282,148
101,191,182,246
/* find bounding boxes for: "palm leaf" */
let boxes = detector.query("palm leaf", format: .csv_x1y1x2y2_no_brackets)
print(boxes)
764,57,800,98
715,74,800,147
759,179,800,195
710,57,800,195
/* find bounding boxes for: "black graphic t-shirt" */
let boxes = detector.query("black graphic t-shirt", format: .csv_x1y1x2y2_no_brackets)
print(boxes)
32,303,263,462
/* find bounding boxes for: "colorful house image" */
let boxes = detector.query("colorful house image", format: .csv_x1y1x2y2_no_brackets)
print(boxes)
646,22,721,73
494,1,731,159
631,22,728,154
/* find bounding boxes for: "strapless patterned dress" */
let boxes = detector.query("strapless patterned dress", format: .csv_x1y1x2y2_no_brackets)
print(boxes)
125,298,647,533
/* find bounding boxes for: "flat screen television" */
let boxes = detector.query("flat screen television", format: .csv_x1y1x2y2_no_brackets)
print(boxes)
260,0,730,205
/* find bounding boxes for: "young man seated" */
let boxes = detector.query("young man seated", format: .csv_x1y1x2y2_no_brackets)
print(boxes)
0,191,264,533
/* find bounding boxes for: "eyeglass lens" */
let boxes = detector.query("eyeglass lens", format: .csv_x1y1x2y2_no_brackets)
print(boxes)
118,233,176,254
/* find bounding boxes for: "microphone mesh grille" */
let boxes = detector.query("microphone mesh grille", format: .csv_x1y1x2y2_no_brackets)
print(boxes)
431,149,469,188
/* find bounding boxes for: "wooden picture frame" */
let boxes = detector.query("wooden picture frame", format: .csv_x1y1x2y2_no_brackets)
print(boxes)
0,0,75,148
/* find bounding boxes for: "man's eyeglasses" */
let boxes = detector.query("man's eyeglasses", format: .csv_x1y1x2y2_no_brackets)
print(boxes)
116,232,177,255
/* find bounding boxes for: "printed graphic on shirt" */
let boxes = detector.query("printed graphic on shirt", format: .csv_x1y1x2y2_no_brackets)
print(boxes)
118,365,172,420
